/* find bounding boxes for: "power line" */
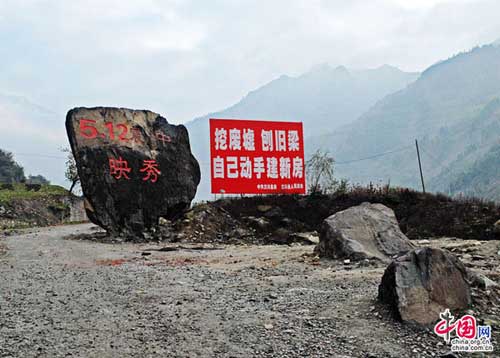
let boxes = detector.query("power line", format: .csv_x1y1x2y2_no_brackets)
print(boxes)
7,140,416,166
5,143,415,167
420,146,442,165
334,144,413,165
199,145,413,167
8,151,66,160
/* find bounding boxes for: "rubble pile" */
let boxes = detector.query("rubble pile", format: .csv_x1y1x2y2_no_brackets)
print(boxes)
155,202,319,245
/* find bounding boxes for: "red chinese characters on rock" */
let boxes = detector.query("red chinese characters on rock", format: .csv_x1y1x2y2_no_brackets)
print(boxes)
131,127,144,144
155,131,172,145
77,118,170,184
77,118,172,146
209,118,306,194
140,160,161,183
80,119,129,141
108,157,161,183
109,157,132,180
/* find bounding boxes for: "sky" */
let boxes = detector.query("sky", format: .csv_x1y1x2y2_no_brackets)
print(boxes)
1,0,500,186
1,0,500,124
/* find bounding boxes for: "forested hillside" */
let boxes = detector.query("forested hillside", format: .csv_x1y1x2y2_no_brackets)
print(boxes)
310,44,500,201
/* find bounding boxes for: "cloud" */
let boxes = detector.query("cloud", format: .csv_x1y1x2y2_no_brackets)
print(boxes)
387,0,476,10
0,0,500,125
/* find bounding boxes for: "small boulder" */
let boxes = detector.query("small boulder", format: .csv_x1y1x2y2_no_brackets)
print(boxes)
315,202,414,262
263,206,284,219
268,230,319,245
257,205,273,213
378,247,471,325
467,270,498,290
288,232,320,245
493,219,500,235
268,227,292,245
243,216,271,231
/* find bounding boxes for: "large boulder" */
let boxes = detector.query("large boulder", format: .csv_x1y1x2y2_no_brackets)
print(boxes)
66,107,200,238
378,247,472,325
315,202,414,262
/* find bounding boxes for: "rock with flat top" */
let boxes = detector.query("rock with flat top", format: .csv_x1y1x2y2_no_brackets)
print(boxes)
315,202,414,262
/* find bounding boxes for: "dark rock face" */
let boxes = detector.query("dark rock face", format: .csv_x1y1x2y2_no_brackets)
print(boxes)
66,107,200,238
315,202,414,262
378,247,472,325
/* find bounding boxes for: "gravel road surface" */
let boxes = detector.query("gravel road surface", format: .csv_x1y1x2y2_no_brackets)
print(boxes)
0,224,489,357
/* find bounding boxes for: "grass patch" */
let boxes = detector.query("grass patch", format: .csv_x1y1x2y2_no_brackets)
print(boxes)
0,184,68,205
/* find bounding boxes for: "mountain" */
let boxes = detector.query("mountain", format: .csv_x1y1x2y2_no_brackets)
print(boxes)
186,64,419,200
0,93,67,185
312,43,500,200
445,142,500,199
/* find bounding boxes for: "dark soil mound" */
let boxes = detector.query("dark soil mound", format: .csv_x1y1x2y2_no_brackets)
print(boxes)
68,188,500,244
214,188,500,241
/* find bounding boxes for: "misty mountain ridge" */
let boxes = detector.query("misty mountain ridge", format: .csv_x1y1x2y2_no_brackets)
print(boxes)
186,63,419,200
0,93,67,185
312,43,500,200
189,63,418,136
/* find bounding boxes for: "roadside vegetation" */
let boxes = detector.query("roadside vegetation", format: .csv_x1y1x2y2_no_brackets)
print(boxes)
0,183,68,205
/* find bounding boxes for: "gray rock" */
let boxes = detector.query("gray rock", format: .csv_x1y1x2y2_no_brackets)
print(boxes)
468,270,498,290
66,107,200,238
288,232,320,245
494,219,500,235
378,247,472,325
256,205,273,213
158,217,171,226
315,202,414,262
243,216,271,231
269,227,292,244
263,206,284,219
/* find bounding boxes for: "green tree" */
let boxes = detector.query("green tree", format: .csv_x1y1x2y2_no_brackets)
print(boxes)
61,147,80,194
27,174,50,185
0,149,25,183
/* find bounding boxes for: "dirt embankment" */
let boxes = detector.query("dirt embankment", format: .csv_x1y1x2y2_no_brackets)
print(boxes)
213,188,500,241
0,184,87,231
72,188,499,245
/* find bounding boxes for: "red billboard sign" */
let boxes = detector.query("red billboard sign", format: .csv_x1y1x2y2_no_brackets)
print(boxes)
209,118,306,194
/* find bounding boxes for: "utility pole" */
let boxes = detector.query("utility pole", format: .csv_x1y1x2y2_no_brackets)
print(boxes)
415,139,426,193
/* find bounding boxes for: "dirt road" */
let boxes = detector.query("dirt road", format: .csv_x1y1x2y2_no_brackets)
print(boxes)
0,224,492,357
